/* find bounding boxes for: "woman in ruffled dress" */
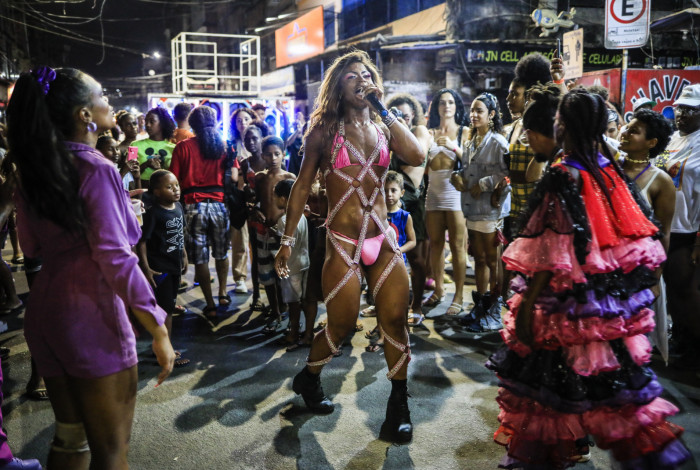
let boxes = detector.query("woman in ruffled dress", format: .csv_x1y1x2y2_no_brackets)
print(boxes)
487,86,690,468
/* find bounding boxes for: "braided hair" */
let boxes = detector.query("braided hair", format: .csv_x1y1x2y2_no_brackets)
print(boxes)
558,87,626,209
522,83,563,138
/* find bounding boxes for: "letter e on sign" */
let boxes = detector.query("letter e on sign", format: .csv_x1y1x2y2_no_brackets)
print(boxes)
605,0,650,49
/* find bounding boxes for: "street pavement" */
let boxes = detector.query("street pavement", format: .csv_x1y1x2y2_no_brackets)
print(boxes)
0,255,698,470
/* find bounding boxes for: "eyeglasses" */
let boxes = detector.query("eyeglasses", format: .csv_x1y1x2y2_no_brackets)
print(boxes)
675,106,700,116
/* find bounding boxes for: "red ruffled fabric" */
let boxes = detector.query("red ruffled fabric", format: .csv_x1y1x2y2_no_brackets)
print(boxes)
577,165,658,249
503,229,664,292
496,389,684,464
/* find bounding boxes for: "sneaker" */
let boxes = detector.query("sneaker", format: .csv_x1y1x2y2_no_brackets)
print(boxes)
234,280,248,294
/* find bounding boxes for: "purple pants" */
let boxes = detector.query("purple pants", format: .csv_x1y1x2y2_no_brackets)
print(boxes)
0,360,13,464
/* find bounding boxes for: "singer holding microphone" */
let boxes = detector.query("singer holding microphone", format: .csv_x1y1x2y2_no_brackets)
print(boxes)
274,51,424,443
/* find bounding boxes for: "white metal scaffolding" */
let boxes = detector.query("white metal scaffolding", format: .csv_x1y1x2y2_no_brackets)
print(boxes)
171,32,261,96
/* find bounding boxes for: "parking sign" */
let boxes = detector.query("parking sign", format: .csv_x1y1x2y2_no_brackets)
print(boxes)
605,0,650,49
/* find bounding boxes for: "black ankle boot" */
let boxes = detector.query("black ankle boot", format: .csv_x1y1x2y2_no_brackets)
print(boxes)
461,291,483,326
292,367,335,414
380,379,412,444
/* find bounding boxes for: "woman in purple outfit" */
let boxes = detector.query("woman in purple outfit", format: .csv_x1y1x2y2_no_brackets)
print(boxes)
7,67,175,469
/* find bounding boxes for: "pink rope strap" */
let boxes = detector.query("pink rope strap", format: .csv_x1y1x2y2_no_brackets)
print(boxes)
379,325,411,380
306,327,340,368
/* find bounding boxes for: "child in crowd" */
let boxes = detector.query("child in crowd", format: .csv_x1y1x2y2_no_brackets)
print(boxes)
133,107,176,190
272,179,311,351
170,102,195,144
253,136,296,332
137,170,189,367
97,134,141,192
366,171,416,351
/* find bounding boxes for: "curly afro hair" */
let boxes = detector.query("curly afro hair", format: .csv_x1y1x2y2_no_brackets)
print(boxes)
513,53,552,91
632,109,673,159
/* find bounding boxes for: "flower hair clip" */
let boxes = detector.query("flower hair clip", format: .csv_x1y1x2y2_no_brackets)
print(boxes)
31,66,56,95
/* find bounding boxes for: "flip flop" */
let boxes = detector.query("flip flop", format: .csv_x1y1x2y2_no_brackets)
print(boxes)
360,306,377,317
10,256,24,264
446,302,464,316
364,327,379,340
422,294,445,308
407,312,425,326
263,317,282,334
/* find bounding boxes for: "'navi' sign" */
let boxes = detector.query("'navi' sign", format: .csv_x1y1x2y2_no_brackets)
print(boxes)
605,0,650,49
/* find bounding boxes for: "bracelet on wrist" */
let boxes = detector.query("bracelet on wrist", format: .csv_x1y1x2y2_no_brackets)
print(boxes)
382,113,397,128
280,234,296,247
553,78,565,85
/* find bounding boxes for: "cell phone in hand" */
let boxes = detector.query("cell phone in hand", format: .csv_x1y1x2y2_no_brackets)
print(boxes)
127,146,138,161
556,38,561,59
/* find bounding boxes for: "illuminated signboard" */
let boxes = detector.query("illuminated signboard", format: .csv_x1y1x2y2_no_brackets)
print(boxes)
275,6,325,68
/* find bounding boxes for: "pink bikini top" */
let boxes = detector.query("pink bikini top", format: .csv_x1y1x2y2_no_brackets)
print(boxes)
331,120,390,171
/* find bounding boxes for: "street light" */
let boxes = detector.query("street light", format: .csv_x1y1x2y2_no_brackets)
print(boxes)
148,69,156,76
153,51,161,59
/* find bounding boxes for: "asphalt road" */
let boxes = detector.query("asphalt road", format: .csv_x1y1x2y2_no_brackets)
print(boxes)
0,257,698,470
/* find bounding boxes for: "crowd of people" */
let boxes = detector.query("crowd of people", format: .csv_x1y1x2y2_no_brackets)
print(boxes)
0,47,695,468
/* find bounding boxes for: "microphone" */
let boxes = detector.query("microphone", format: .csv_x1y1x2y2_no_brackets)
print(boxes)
365,92,389,117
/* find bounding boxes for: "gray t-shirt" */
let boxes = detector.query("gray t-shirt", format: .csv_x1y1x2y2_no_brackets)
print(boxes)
275,214,309,275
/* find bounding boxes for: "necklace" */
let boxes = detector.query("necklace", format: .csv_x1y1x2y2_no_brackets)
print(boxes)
626,155,650,164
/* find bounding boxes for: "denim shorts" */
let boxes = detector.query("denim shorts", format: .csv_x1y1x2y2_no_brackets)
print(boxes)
184,202,230,265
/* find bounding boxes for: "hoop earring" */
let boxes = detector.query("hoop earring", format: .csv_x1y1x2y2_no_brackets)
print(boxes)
87,122,97,133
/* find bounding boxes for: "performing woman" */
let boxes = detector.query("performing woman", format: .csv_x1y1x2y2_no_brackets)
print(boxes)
487,87,690,468
274,51,424,443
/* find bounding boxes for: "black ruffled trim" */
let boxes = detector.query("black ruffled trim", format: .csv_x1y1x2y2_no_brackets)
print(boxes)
512,264,657,302
486,339,663,414
515,166,591,266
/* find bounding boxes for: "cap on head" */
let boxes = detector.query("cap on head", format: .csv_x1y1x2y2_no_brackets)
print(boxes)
674,84,700,107
632,97,657,112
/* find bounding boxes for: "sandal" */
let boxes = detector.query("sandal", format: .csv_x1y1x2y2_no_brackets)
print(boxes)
355,321,364,332
219,295,231,307
26,387,49,401
10,256,23,264
173,304,187,316
364,326,379,340
365,342,384,353
446,302,464,316
407,311,425,326
174,351,190,368
360,306,377,317
263,316,282,334
251,298,267,311
202,305,218,318
422,293,445,308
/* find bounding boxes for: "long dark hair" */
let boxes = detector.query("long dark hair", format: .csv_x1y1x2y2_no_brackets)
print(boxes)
559,87,622,208
147,106,176,140
229,107,257,143
6,67,88,234
188,106,224,160
427,88,467,129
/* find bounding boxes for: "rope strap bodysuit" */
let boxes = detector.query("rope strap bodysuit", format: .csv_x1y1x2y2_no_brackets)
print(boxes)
307,119,410,379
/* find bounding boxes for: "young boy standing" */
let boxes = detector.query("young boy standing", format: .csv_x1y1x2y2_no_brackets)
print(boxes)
366,171,417,351
272,179,312,351
137,169,189,367
253,136,296,332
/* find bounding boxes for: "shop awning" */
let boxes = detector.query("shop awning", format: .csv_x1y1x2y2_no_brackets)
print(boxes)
650,8,700,33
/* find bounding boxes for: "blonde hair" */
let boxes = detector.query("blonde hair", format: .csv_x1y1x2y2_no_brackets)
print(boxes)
304,50,383,151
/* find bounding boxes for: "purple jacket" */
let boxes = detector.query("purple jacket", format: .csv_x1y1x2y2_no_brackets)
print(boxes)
15,142,166,378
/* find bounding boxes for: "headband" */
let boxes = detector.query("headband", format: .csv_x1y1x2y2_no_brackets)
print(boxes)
30,66,56,95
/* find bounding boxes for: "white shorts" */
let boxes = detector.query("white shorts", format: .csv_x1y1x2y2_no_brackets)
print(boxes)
280,270,308,304
466,218,503,234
